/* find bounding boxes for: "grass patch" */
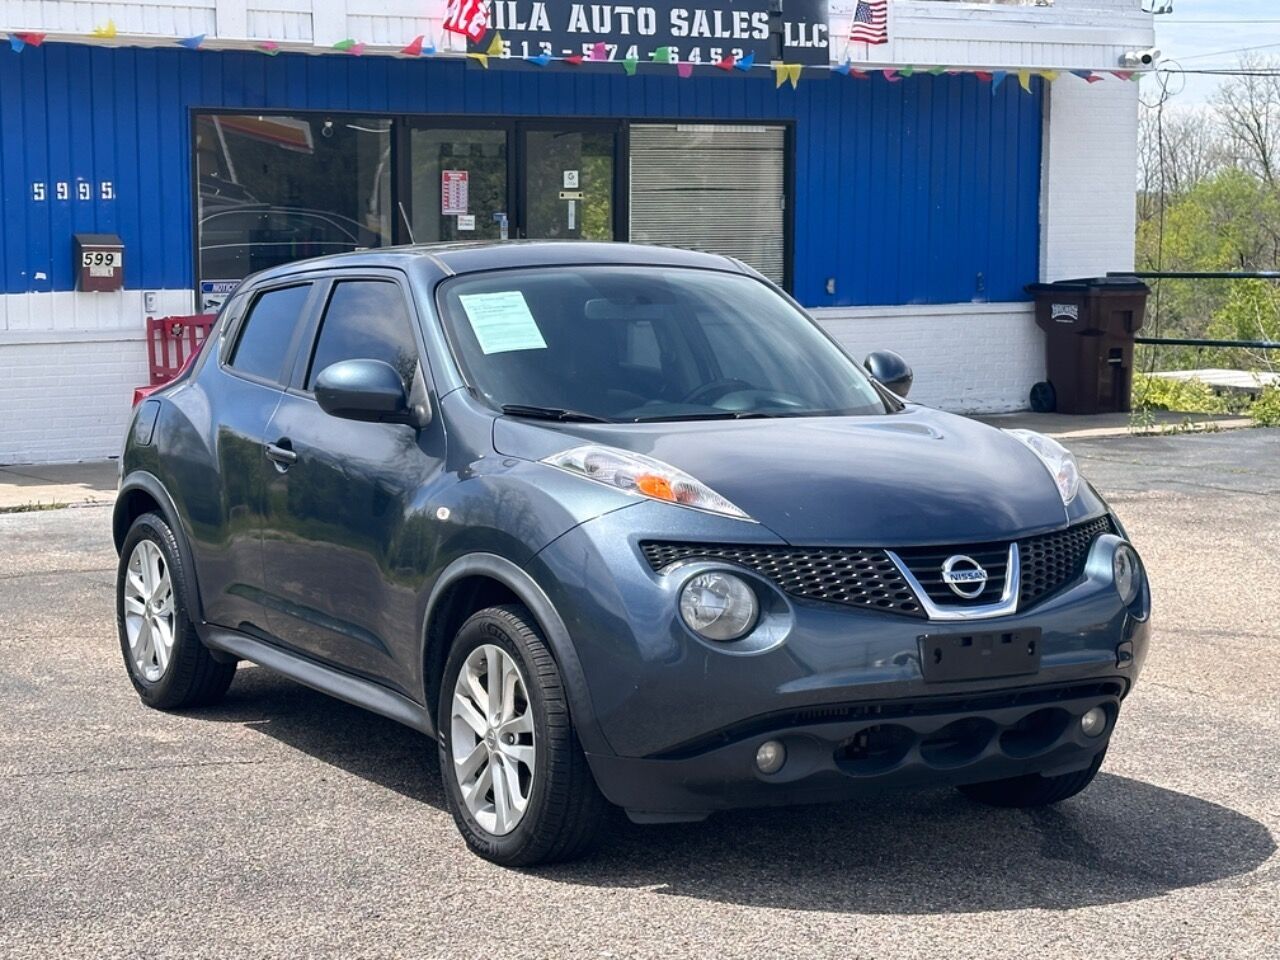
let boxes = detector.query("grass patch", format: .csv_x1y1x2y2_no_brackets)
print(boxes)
1130,373,1280,432
0,501,71,515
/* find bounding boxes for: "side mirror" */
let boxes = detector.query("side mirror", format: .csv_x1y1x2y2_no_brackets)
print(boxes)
864,350,914,398
314,359,422,426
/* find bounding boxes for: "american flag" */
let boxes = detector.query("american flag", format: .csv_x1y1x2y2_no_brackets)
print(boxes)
443,0,490,43
849,1,889,45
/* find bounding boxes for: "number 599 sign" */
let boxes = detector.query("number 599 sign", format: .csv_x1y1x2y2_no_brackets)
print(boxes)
81,250,121,269
74,233,125,292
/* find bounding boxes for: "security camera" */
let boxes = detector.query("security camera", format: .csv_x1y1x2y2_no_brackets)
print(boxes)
1120,48,1160,68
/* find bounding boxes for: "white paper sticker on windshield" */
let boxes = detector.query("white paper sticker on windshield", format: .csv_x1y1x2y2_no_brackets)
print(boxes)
459,291,548,355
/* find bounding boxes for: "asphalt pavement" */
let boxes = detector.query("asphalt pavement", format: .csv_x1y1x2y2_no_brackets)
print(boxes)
1,429,1276,959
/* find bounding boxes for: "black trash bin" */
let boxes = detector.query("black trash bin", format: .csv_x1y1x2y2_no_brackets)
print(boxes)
1026,277,1150,415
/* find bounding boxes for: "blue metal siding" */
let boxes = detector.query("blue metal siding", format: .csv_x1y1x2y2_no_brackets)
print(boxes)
0,43,1042,307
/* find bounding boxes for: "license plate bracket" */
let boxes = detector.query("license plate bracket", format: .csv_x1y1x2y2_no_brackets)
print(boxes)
918,628,1042,683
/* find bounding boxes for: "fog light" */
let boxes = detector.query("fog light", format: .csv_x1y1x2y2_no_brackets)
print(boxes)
755,740,786,774
1080,707,1107,738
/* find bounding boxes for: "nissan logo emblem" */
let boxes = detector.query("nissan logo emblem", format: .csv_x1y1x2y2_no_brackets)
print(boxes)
941,555,989,599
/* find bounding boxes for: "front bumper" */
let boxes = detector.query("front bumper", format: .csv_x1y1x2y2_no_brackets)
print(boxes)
585,680,1121,819
528,501,1150,815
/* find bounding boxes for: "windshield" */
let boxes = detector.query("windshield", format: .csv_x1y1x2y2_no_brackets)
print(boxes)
437,266,893,422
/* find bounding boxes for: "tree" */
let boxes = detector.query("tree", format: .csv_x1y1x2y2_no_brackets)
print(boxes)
1213,54,1280,187
1135,60,1280,371
1137,106,1223,220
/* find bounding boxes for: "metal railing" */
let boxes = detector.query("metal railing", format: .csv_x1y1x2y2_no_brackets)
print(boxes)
1134,336,1280,350
1108,270,1280,353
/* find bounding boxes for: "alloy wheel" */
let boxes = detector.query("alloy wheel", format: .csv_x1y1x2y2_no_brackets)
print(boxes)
122,540,176,683
450,643,537,836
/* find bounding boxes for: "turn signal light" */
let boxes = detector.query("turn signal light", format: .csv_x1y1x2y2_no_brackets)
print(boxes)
636,474,676,501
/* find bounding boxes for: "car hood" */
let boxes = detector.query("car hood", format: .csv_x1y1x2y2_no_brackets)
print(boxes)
492,406,1072,547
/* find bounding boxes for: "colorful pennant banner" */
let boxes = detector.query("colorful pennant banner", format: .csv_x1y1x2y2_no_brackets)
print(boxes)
2,26,1144,92
773,63,802,89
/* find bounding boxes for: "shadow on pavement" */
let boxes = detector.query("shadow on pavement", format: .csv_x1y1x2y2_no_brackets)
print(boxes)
197,666,1274,915
196,665,447,808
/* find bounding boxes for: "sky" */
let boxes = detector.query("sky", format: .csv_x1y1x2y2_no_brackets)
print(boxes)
1153,0,1280,104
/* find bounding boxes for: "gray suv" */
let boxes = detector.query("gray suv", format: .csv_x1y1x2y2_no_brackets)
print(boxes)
115,242,1151,866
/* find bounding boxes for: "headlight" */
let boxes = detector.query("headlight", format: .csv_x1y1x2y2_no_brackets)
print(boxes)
679,572,759,641
1004,429,1080,505
543,444,752,520
1113,543,1141,605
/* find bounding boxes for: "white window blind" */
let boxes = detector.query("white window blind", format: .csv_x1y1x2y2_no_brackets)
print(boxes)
629,124,786,285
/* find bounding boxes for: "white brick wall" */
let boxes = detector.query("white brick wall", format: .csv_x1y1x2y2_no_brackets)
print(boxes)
0,335,149,463
0,289,194,464
1040,79,1140,281
813,303,1043,414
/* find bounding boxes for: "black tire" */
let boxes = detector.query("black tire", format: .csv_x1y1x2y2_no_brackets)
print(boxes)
958,748,1106,808
438,604,609,867
116,512,235,710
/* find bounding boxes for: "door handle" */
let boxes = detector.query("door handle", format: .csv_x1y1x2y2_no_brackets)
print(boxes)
264,439,297,467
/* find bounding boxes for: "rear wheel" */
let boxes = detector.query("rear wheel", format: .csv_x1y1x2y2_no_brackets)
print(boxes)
958,749,1106,808
438,604,608,866
116,512,235,709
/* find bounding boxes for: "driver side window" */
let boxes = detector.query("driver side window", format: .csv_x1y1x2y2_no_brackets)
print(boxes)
306,280,422,393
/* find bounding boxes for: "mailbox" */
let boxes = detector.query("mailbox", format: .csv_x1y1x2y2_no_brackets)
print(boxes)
74,234,125,292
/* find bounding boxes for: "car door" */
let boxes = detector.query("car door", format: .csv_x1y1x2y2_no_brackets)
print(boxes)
258,273,446,691
198,281,319,635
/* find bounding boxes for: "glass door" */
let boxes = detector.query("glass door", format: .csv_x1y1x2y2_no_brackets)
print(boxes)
519,125,620,241
400,120,623,244
403,124,510,243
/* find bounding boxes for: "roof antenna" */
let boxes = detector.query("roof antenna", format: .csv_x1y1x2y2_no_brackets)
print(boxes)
398,202,417,244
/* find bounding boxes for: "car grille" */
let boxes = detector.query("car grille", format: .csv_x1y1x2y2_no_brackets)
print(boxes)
1018,515,1116,607
638,542,925,617
640,515,1115,619
892,543,1011,607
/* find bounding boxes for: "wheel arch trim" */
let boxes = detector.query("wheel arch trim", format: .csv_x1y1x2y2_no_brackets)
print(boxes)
114,471,206,624
423,552,612,756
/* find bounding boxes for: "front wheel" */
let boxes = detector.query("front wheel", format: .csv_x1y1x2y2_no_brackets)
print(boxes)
438,605,608,866
116,512,235,709
958,749,1107,808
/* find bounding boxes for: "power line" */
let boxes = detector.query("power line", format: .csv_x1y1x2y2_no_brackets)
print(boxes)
1165,19,1280,25
1157,67,1280,76
1174,41,1280,62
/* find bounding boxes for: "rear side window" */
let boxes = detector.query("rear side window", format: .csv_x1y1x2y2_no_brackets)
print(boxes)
306,280,420,392
228,284,312,383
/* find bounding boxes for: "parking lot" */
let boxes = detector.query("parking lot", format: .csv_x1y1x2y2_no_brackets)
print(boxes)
1,428,1277,959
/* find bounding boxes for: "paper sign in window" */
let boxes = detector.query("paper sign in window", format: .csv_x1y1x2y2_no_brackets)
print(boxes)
459,292,548,354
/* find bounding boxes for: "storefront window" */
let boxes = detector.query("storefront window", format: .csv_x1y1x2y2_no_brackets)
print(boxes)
407,128,509,242
195,114,393,287
630,124,787,285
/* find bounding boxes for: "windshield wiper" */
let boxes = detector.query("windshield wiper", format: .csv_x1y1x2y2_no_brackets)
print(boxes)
630,411,779,423
500,404,613,424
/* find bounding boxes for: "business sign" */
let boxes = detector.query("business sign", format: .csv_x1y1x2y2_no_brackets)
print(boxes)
442,170,470,215
200,279,239,312
475,2,830,66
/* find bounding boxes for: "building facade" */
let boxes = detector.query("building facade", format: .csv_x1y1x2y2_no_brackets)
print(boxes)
0,0,1154,463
